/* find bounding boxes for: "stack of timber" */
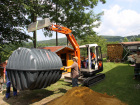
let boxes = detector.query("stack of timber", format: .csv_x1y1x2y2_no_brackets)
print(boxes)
107,44,123,62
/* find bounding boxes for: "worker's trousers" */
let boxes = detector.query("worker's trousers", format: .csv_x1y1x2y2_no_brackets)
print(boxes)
72,78,78,87
5,71,17,98
134,63,140,78
6,81,17,98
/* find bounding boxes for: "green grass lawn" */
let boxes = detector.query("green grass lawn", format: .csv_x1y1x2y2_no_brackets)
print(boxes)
90,61,140,105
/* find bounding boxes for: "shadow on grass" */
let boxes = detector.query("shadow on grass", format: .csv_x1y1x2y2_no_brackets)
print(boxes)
3,89,54,105
90,64,140,105
58,88,67,93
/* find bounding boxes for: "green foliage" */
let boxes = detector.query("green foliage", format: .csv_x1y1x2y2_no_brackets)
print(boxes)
1,0,106,48
80,35,107,54
106,41,119,44
0,0,31,44
1,0,107,61
0,43,22,62
135,38,140,41
30,0,106,39
60,0,105,39
0,0,32,62
22,42,34,48
123,37,129,42
102,35,140,42
23,37,68,48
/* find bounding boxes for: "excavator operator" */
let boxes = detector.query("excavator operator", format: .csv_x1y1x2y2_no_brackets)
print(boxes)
85,49,96,69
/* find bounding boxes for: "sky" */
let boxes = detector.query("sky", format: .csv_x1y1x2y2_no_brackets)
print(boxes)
28,0,140,41
93,0,140,37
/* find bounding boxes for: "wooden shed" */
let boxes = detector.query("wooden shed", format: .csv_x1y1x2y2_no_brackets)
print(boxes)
107,44,123,62
120,41,140,51
40,46,74,72
120,41,140,60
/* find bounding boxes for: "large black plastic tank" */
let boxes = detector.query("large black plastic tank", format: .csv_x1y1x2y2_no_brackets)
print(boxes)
6,47,63,90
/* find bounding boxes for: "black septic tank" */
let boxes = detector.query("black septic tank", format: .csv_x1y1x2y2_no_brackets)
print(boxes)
6,47,63,90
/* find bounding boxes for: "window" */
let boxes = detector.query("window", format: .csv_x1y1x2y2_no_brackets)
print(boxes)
69,54,72,60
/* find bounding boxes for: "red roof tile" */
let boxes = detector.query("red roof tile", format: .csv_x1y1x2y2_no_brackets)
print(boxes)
120,41,140,45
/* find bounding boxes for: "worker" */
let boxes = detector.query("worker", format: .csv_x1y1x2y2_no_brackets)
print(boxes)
0,61,6,92
90,49,96,60
132,50,140,79
64,56,79,87
3,60,17,99
98,61,102,69
86,49,96,69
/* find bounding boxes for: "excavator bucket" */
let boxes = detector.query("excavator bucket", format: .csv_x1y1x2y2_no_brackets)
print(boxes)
28,18,51,32
6,47,63,90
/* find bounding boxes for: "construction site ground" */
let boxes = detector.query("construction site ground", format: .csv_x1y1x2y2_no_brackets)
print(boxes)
0,61,140,105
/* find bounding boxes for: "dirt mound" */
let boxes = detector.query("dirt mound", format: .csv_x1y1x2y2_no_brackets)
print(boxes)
47,87,127,105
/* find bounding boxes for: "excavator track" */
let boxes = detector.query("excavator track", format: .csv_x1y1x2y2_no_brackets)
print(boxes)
64,73,105,87
83,73,105,87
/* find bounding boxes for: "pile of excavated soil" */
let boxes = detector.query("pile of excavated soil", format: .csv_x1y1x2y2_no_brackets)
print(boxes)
47,87,127,105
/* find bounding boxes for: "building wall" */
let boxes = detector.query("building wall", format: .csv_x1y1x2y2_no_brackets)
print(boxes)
56,48,74,72
107,44,123,61
127,46,138,50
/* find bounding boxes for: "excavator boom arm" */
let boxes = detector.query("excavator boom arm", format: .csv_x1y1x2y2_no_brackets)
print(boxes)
47,25,81,69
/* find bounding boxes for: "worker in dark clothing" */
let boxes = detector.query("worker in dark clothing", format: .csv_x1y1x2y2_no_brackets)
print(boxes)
132,50,140,79
3,60,17,99
5,71,17,99
64,56,79,87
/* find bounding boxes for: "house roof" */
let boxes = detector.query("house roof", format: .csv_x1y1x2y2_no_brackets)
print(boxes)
40,46,74,52
120,41,140,46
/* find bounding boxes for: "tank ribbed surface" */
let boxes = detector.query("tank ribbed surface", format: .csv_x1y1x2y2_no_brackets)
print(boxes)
6,70,62,90
6,47,63,90
6,47,62,71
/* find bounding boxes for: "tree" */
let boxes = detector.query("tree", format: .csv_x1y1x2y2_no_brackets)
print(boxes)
1,0,106,48
0,0,32,62
37,0,106,44
0,0,31,45
22,0,55,47
58,1,105,39
0,43,23,62
123,37,129,42
80,35,107,54
135,38,140,41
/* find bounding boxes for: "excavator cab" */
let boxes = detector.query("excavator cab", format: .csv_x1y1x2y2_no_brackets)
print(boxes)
80,44,103,77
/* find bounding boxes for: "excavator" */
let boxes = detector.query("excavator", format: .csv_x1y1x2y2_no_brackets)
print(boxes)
28,18,105,87
6,18,105,90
